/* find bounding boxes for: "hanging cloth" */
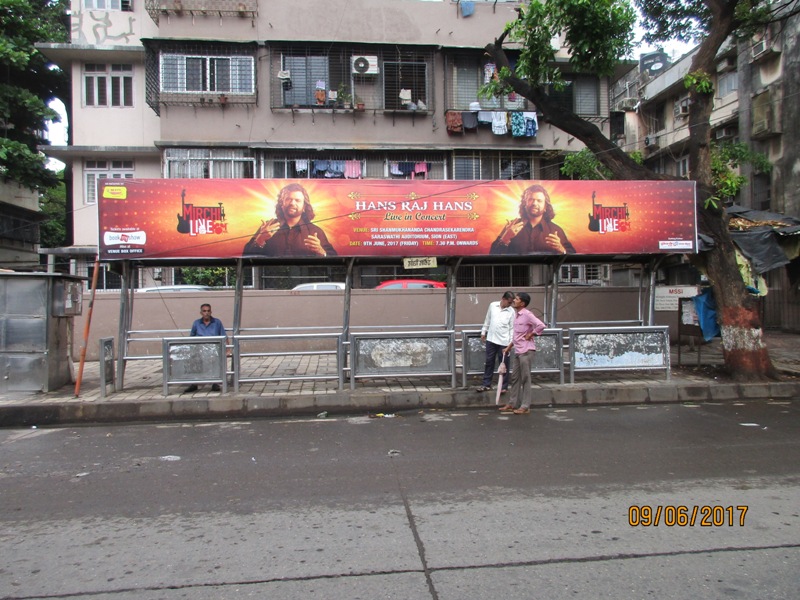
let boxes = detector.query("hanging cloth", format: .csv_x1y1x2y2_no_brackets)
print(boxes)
462,111,479,131
344,160,362,179
523,111,538,137
461,1,475,17
491,111,508,135
510,112,526,137
445,110,464,134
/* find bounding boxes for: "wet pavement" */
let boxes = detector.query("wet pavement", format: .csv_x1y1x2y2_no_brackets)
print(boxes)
1,331,798,426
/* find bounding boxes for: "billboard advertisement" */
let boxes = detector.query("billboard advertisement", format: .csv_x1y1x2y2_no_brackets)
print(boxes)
98,178,697,261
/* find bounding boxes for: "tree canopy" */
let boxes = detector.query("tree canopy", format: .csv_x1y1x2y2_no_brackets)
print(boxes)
0,0,69,190
483,0,795,379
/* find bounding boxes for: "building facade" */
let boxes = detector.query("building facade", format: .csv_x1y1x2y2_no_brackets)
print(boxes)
610,8,800,329
40,0,623,289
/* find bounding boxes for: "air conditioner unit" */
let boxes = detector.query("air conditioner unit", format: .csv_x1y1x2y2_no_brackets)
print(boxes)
619,97,638,111
679,103,690,115
716,57,735,72
752,39,767,59
645,135,659,150
715,126,736,140
352,55,379,75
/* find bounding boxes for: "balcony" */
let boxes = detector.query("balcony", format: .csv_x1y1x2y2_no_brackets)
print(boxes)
145,0,257,23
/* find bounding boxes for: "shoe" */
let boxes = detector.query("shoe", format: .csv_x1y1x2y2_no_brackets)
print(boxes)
513,408,530,415
476,386,491,392
501,389,507,394
211,384,221,392
183,384,198,394
498,404,514,411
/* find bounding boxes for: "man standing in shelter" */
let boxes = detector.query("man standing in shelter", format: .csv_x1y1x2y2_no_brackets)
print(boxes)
499,292,546,415
243,182,338,257
490,184,575,255
476,291,515,393
184,303,227,394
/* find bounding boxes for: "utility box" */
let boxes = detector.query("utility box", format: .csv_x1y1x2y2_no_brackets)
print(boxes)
0,273,84,393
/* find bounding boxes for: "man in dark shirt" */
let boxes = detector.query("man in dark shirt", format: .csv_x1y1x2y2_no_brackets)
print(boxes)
243,182,337,257
184,303,227,393
490,184,575,255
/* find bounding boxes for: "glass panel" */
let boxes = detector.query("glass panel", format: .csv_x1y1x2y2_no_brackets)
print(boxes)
185,57,205,92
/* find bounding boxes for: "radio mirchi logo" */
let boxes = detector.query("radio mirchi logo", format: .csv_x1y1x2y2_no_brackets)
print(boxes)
587,190,631,234
175,188,228,236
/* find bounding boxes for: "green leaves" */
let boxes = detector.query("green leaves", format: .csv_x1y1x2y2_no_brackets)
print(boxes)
506,0,636,86
0,0,68,190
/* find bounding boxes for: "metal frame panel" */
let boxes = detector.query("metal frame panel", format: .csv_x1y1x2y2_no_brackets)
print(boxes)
568,326,670,383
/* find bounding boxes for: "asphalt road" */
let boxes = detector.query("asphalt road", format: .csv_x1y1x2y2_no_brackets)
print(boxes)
1,400,799,599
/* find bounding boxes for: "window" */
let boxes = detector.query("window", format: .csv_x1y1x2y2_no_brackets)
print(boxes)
677,156,690,179
717,71,738,98
452,151,534,180
550,76,600,116
384,61,429,110
282,55,332,107
161,55,255,94
165,148,255,179
83,0,132,10
84,64,133,107
84,160,134,204
447,55,527,111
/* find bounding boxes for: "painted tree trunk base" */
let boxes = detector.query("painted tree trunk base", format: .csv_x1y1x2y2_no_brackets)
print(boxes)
720,323,777,381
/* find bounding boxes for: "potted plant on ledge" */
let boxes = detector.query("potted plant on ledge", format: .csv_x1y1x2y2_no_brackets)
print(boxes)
337,83,352,109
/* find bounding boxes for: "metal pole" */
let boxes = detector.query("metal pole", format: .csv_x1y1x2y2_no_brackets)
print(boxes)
115,261,130,391
550,256,566,326
445,257,461,330
74,256,101,397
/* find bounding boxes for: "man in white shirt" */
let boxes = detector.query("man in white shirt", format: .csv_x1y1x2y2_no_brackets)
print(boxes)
476,291,515,393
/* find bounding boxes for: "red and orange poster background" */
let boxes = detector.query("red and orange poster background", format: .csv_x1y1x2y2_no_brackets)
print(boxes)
98,179,697,260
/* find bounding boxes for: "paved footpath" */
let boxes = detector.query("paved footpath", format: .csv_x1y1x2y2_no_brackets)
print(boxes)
1,332,798,427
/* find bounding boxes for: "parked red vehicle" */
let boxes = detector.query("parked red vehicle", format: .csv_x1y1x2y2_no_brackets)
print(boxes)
375,279,446,289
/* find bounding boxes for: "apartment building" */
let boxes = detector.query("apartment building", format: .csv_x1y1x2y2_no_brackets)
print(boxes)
610,10,800,328
612,8,798,217
39,0,631,289
0,182,42,270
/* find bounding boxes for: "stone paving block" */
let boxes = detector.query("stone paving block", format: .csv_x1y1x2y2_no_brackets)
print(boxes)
551,387,585,405
677,385,712,402
172,399,209,416
647,385,680,403
244,396,282,414
739,383,771,400
708,383,741,400
208,397,246,415
138,400,173,418
768,381,800,398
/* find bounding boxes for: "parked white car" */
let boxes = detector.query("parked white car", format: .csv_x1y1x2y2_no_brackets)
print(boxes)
291,282,347,291
138,285,212,292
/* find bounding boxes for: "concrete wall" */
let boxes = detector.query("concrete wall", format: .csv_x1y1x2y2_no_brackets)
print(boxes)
72,286,677,360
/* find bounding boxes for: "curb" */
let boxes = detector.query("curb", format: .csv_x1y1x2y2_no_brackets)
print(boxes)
2,380,798,427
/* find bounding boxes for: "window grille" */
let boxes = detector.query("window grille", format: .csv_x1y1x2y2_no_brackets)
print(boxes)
456,264,530,288
717,71,738,98
144,40,258,113
165,148,255,178
452,151,535,180
257,150,446,180
444,53,529,111
85,160,134,204
84,64,134,107
269,44,435,111
161,55,254,94
548,76,599,116
84,0,133,10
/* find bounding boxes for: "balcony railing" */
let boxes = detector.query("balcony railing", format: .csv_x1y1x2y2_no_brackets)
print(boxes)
145,0,257,24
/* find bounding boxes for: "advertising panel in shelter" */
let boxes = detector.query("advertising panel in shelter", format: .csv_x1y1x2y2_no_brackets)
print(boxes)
98,179,697,261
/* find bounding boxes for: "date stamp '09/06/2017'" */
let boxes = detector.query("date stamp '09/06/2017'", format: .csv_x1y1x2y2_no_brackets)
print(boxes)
628,505,748,527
